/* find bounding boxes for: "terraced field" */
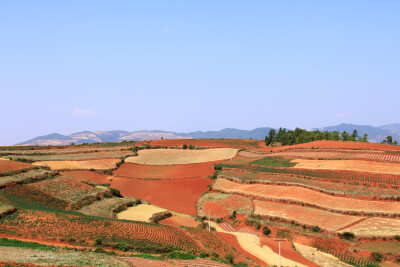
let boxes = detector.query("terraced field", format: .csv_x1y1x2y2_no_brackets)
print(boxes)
253,200,363,231
0,209,203,251
213,178,400,215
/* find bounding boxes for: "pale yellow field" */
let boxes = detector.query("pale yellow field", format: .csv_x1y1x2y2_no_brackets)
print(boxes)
292,159,400,175
339,217,400,236
125,148,238,165
293,243,352,267
34,159,120,170
117,204,167,222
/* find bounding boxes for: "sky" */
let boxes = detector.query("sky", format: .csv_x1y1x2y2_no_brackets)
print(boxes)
1,1,400,145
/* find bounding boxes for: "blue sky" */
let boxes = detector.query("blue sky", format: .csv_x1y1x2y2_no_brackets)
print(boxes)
1,1,399,145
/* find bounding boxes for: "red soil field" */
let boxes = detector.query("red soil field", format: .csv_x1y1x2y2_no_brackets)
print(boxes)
109,177,212,215
269,150,400,163
214,178,400,214
159,215,200,228
254,200,363,231
149,139,264,150
0,209,203,251
0,160,34,174
272,140,400,152
114,161,217,179
197,193,253,218
61,170,110,184
216,232,266,266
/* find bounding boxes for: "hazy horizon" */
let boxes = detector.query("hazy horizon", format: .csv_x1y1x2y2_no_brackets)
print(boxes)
1,1,399,145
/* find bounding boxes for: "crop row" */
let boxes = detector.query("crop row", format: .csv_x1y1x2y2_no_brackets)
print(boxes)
222,164,400,187
321,250,376,266
31,177,106,203
269,151,400,163
0,209,203,251
8,151,134,162
0,146,131,156
2,185,70,210
185,227,237,257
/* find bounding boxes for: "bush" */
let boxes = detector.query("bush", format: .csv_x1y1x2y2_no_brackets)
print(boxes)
371,252,383,262
189,144,195,149
94,237,104,246
110,188,122,197
214,164,223,170
394,235,400,241
312,225,321,233
229,211,237,220
102,169,113,175
132,146,138,153
225,253,235,264
167,251,196,260
216,218,222,223
338,232,355,240
263,226,271,236
183,144,188,149
118,242,131,252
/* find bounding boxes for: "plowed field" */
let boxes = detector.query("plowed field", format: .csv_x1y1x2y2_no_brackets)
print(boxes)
292,159,400,175
125,148,238,165
254,200,363,231
273,140,400,151
213,178,400,214
0,160,34,174
340,217,400,236
114,161,217,179
107,177,212,215
197,193,253,218
35,159,120,170
61,170,110,184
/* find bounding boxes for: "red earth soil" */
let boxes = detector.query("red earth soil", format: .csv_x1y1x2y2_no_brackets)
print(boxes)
261,237,319,267
216,232,266,266
254,200,363,231
199,194,253,218
270,140,400,152
0,160,33,174
149,139,265,150
159,215,200,228
109,177,212,215
114,161,218,179
61,170,110,184
214,178,400,214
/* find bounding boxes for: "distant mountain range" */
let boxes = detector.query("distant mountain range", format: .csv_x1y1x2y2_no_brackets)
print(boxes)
16,124,400,145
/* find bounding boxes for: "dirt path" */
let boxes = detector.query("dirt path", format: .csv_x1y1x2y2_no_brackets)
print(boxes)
209,222,309,266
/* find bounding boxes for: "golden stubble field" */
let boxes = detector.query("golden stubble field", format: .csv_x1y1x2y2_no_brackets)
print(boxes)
125,148,238,165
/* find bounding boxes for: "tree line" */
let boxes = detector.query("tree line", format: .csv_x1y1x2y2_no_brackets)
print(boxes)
265,128,368,146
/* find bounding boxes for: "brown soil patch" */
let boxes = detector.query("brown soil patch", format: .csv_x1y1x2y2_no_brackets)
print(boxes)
0,160,33,174
159,215,200,228
292,159,400,175
213,178,400,214
197,193,253,218
254,200,363,231
114,161,217,179
61,170,110,184
125,148,238,165
107,177,212,215
35,158,120,170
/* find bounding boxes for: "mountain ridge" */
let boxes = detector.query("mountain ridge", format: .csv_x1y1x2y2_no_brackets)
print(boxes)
16,124,400,146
